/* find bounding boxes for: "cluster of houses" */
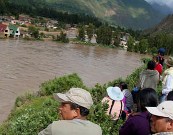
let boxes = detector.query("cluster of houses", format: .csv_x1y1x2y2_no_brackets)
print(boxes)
0,15,130,49
0,23,20,38
0,14,59,39
0,15,34,38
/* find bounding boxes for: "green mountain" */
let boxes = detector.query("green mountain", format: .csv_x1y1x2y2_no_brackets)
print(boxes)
8,0,165,29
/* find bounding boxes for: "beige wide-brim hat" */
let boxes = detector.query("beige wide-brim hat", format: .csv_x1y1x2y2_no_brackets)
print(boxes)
53,88,93,109
146,101,173,120
165,56,173,67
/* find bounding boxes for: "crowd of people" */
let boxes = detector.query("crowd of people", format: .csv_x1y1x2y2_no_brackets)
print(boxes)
38,49,173,135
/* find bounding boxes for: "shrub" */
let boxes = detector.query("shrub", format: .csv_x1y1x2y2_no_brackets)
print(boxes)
40,73,85,95
0,97,58,135
15,92,38,107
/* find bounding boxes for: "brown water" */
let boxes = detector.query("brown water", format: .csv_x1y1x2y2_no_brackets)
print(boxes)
0,39,143,123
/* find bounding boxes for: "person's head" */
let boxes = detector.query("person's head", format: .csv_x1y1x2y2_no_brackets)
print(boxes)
137,88,158,112
119,82,128,90
53,88,93,120
153,56,160,64
167,91,173,101
165,56,173,68
146,101,173,133
158,48,165,56
106,86,124,101
147,60,156,70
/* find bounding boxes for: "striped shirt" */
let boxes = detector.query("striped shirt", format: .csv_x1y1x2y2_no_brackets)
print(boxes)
122,89,134,111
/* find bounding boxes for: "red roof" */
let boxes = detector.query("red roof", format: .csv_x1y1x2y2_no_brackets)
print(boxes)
0,23,7,32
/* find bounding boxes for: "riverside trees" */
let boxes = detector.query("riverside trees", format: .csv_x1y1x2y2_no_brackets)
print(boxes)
127,33,173,55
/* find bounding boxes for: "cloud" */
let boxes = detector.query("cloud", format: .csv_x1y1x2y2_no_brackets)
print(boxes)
145,0,173,9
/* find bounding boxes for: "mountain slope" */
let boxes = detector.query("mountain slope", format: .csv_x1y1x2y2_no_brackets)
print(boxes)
9,0,165,29
149,3,173,15
145,0,173,15
143,14,173,35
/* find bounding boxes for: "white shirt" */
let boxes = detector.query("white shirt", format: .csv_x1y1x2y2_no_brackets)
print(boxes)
162,74,173,95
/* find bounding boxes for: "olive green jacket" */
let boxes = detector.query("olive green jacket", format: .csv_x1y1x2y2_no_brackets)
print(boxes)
38,119,102,135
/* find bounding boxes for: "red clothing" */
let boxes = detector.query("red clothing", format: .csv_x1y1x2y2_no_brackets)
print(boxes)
155,63,163,75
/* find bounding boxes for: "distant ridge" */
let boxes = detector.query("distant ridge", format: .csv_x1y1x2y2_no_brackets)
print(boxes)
8,0,166,30
143,14,173,36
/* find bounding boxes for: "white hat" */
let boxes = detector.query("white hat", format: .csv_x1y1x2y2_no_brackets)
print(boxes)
53,88,93,109
106,86,124,101
146,101,173,120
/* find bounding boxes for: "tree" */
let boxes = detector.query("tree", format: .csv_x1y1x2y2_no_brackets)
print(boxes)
96,25,112,45
133,42,139,53
148,33,173,55
113,37,120,47
127,36,135,52
86,23,95,41
139,39,149,54
0,0,8,15
56,31,69,43
28,26,39,39
78,26,85,41
40,32,45,38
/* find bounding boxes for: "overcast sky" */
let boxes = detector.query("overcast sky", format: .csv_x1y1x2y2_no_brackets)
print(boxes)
145,0,173,9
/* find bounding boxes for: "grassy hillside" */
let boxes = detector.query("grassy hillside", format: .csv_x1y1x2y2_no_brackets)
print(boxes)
8,0,165,29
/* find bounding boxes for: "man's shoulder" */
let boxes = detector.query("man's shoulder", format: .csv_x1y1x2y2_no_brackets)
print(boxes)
53,119,101,129
52,119,102,134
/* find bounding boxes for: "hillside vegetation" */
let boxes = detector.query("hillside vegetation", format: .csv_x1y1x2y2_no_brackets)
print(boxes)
7,0,165,29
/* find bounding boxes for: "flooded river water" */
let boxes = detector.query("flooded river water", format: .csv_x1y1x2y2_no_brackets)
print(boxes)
0,39,143,123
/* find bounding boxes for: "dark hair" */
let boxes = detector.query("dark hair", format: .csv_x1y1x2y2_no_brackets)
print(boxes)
119,82,128,90
70,102,89,116
147,60,156,70
167,91,173,101
137,88,158,112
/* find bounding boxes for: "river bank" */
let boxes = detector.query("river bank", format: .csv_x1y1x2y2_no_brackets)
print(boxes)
0,39,143,124
0,65,145,134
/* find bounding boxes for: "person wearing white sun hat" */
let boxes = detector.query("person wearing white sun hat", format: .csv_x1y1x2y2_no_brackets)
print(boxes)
146,101,173,135
101,86,124,120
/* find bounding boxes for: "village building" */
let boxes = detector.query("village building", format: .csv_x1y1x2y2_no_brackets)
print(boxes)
0,23,10,38
85,34,89,42
8,24,20,38
119,33,130,49
90,34,97,44
66,27,77,39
